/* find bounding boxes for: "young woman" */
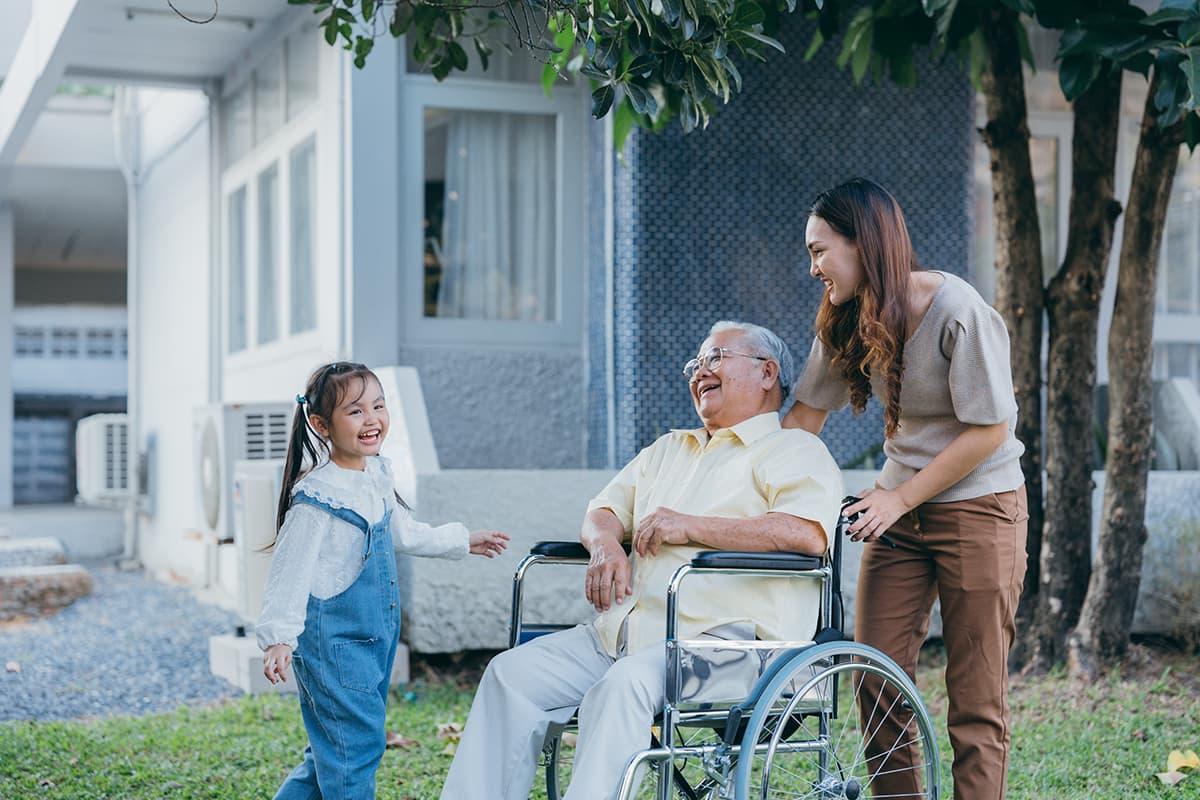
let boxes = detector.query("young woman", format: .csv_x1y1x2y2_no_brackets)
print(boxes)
785,178,1028,799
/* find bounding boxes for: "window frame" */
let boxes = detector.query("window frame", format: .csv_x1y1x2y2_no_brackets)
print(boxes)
398,63,588,349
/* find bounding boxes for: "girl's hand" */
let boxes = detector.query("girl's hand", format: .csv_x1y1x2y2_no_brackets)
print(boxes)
469,530,510,558
263,644,293,685
845,487,910,543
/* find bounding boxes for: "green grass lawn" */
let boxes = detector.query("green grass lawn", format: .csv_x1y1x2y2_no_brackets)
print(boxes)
2,644,1197,799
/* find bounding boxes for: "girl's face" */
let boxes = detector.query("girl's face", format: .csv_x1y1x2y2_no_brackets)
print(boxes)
806,215,863,306
311,375,389,470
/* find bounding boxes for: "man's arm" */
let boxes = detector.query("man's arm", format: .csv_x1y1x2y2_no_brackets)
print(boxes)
581,508,633,612
633,508,827,558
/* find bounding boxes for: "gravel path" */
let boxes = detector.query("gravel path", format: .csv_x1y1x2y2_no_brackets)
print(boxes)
0,565,245,721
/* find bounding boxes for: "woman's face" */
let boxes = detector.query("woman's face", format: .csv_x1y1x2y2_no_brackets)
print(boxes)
806,215,863,306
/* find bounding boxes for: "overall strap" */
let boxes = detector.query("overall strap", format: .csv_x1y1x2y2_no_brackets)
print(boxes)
292,492,371,534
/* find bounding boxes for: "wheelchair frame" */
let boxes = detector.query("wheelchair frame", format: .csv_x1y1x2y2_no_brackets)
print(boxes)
508,502,940,800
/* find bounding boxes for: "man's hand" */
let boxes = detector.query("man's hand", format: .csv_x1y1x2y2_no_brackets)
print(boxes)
585,537,632,613
633,507,694,557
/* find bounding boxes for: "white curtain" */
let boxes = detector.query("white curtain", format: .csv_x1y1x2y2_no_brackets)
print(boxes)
437,111,556,320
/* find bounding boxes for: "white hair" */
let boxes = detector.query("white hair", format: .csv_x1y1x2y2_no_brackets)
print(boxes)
707,320,795,400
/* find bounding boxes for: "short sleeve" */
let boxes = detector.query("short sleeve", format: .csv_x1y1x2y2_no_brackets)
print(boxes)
945,303,1018,426
755,434,844,554
585,442,654,537
792,336,851,412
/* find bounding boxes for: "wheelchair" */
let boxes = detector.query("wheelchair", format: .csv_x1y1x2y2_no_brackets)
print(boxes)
508,499,941,800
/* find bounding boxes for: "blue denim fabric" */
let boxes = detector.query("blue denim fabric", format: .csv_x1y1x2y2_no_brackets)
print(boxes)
274,492,400,800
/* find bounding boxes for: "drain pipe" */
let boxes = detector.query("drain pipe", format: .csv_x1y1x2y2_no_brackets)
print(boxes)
113,87,142,567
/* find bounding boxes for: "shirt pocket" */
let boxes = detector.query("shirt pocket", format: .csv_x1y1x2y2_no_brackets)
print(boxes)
333,637,385,694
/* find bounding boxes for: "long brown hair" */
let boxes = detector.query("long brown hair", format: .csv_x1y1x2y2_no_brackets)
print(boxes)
268,361,408,549
810,178,917,439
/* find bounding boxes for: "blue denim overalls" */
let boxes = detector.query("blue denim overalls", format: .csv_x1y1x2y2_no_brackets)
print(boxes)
274,492,400,800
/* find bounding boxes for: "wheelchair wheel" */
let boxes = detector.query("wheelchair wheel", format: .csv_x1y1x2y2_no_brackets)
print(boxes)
544,723,727,800
733,642,940,800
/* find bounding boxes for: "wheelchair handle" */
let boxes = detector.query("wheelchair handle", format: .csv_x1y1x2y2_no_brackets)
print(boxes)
841,496,898,549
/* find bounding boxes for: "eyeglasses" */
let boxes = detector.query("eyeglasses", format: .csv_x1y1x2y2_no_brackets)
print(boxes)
683,347,770,380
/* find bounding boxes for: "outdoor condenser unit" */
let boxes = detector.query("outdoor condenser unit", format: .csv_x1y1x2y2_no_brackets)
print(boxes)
75,413,131,506
232,459,285,623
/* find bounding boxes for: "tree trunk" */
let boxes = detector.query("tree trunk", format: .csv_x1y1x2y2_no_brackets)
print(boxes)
1069,70,1185,679
1025,69,1124,672
976,7,1046,671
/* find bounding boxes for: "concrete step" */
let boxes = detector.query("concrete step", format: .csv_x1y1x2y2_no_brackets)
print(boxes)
0,563,94,621
0,537,67,569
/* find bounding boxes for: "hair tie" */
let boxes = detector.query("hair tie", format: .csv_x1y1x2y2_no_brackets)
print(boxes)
296,394,307,406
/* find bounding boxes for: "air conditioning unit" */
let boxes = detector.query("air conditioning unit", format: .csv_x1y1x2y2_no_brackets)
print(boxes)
194,403,293,546
232,459,285,623
76,414,131,506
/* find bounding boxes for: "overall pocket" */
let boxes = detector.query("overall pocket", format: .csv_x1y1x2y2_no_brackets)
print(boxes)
333,638,384,694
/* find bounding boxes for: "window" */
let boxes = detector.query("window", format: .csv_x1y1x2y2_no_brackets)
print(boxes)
49,328,80,358
401,38,585,345
15,327,45,357
290,137,317,334
1157,152,1200,316
286,26,319,120
254,55,283,145
257,165,280,345
423,108,557,321
221,22,323,357
85,329,116,358
228,186,248,353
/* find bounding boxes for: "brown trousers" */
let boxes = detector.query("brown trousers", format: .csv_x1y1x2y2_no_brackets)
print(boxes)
856,487,1028,800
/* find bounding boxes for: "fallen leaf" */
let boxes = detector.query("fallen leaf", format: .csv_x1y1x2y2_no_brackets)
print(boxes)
1168,750,1200,773
1131,730,1147,742
441,743,458,757
386,731,418,749
436,722,463,742
5,661,19,673
1157,771,1188,786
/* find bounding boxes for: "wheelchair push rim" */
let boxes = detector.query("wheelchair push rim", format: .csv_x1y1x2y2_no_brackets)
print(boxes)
733,641,940,800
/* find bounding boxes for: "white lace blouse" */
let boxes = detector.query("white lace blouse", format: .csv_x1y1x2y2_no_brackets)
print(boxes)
255,456,469,650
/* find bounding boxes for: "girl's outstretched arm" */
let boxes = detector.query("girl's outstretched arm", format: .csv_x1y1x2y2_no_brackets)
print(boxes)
468,529,510,558
391,505,472,559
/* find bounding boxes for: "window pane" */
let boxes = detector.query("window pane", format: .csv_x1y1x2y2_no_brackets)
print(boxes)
228,187,248,352
49,329,79,357
257,165,280,345
423,108,557,321
1159,149,1200,315
254,55,283,145
286,27,319,120
971,135,1058,304
222,85,251,168
290,138,317,334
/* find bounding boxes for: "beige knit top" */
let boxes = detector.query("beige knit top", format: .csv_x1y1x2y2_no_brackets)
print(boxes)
793,270,1026,503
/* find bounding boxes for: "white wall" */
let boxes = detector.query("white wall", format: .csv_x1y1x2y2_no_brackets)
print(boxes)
133,89,211,584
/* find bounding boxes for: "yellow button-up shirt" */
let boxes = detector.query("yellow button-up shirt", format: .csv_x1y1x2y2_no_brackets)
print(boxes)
586,411,843,658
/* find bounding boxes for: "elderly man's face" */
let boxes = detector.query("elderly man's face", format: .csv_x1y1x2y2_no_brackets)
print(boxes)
689,329,778,430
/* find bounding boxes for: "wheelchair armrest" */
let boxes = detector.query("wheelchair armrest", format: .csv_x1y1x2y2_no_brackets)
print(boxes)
690,551,824,571
529,541,632,559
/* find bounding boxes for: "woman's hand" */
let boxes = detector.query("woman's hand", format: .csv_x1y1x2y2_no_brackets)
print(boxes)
469,530,510,558
845,487,910,543
263,643,293,685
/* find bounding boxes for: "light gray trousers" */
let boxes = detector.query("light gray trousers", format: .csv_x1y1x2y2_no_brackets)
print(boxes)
440,624,661,800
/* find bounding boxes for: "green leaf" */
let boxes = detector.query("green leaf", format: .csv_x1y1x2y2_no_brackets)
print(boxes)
592,84,616,117
742,30,786,54
850,21,874,83
613,97,638,155
389,4,413,36
361,0,376,21
1140,8,1194,28
474,38,491,71
1184,111,1200,150
1182,18,1200,46
542,63,559,97
722,57,742,93
323,18,338,45
1181,46,1200,109
804,29,824,61
447,41,468,71
1059,53,1102,101
626,54,656,78
625,83,658,116
597,35,622,70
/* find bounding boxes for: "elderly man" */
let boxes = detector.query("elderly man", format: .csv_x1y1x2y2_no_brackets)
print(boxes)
442,320,843,800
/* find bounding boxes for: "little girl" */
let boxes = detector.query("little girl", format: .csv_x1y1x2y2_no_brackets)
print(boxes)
256,361,509,800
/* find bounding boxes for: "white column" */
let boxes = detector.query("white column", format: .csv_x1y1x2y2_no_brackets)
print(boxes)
0,203,14,508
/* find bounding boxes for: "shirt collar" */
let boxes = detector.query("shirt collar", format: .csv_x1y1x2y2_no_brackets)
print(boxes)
673,411,781,448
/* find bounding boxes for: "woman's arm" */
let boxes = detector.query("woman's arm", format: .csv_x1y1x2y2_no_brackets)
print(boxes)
782,400,829,435
846,421,1009,541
